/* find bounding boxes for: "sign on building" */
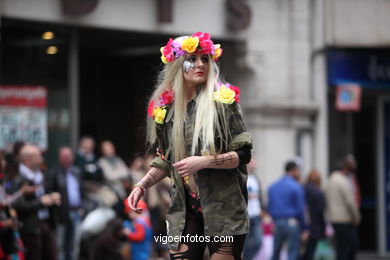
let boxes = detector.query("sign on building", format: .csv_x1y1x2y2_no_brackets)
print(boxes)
335,84,362,112
0,86,48,150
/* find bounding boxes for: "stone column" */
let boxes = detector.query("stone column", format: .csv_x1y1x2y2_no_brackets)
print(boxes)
235,0,323,195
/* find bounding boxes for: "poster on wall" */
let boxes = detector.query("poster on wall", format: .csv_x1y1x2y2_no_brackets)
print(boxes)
0,86,48,150
335,84,362,112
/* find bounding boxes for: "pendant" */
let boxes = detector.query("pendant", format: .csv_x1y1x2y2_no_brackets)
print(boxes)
184,175,190,184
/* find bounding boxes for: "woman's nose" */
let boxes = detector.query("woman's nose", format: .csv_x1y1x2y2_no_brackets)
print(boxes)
195,57,205,67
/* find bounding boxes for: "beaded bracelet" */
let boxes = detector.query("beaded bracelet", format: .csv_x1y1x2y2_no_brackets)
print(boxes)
133,184,145,196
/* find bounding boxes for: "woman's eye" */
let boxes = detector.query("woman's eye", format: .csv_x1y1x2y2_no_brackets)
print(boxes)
187,57,196,62
201,57,208,63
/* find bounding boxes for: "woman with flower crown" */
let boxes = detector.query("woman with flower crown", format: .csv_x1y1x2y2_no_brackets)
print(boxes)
127,32,252,260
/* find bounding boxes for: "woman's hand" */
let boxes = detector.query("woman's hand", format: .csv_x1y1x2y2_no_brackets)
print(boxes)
126,167,168,214
127,187,144,214
173,156,206,177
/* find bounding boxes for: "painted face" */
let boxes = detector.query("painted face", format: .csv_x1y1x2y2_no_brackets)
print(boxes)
183,54,209,86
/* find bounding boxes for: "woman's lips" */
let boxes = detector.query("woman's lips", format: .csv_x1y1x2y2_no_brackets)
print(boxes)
195,72,205,75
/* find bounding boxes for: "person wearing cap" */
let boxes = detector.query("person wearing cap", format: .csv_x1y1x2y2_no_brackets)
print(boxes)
123,199,152,260
127,32,252,259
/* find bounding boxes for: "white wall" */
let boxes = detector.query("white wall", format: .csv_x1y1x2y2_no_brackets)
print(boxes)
242,0,320,195
2,0,235,39
326,0,390,46
311,0,329,187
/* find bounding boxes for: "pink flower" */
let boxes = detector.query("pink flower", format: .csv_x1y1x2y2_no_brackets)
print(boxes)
160,90,174,105
161,46,170,57
169,40,185,58
192,32,211,42
192,32,214,54
165,53,174,62
147,100,155,117
229,85,240,103
162,38,173,55
161,38,174,62
200,40,213,54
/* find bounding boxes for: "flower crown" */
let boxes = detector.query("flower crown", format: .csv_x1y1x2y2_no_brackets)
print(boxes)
148,83,240,124
160,32,223,64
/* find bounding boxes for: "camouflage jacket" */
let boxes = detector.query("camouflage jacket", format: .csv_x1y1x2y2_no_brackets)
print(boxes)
149,98,252,249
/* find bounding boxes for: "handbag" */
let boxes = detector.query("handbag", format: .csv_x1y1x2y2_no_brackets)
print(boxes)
314,239,335,260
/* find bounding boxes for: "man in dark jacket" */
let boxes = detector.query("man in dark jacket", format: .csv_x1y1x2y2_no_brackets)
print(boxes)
47,147,84,260
74,136,102,182
11,144,59,260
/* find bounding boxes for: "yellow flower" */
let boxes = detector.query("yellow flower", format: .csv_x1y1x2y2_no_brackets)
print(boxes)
214,85,236,104
153,107,167,124
212,45,222,60
181,37,199,53
161,55,168,64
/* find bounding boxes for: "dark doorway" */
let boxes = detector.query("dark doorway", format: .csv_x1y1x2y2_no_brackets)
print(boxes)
353,93,377,251
79,28,166,162
328,89,378,251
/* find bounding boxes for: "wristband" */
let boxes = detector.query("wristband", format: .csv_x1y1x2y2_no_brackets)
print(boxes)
133,184,145,196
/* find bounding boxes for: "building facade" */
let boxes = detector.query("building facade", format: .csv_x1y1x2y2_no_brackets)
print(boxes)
322,0,390,255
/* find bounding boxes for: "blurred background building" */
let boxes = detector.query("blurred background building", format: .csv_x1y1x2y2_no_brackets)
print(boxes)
0,0,390,257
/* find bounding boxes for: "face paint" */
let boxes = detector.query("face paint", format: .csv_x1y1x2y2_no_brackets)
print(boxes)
183,59,195,73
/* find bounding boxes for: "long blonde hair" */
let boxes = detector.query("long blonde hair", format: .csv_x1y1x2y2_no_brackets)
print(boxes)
147,55,229,163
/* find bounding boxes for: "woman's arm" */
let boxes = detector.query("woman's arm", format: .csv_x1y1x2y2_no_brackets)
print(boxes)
173,151,241,177
127,166,168,213
136,167,169,189
204,151,240,168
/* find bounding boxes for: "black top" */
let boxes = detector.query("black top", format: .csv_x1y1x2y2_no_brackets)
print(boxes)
304,183,326,239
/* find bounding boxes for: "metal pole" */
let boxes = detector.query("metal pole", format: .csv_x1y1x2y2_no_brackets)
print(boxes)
69,28,79,151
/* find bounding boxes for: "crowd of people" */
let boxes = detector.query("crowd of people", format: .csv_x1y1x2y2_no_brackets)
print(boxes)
0,141,362,260
245,155,361,260
0,137,171,260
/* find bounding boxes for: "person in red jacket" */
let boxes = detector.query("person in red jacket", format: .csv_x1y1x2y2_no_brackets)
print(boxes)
123,199,152,260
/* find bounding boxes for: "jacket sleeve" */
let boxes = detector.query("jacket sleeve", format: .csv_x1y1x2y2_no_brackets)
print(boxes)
341,180,361,223
11,194,43,213
149,118,171,174
10,177,43,213
45,168,56,193
295,186,308,230
127,222,146,242
226,103,253,151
